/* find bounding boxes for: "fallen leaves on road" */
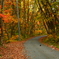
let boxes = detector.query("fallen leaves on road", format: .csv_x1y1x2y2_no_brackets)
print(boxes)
0,41,26,59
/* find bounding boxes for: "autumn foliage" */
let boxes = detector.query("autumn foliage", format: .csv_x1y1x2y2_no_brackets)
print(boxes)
0,14,11,23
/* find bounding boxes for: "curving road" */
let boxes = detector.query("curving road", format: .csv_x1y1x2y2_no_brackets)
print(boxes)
24,35,59,59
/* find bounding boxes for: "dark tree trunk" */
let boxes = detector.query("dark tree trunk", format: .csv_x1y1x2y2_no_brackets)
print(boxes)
37,0,56,34
0,0,4,45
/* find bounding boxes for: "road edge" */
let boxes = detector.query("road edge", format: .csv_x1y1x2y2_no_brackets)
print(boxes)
39,36,59,51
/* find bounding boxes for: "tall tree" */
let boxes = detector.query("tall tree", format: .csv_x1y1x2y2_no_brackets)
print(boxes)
0,0,4,45
35,0,56,35
16,0,21,40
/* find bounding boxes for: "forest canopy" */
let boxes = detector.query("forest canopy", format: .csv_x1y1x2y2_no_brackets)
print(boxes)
0,0,59,45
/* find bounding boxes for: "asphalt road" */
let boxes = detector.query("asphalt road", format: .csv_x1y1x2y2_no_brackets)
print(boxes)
24,35,59,59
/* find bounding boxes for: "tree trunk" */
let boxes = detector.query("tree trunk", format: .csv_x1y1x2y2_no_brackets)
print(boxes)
37,0,56,34
0,0,4,45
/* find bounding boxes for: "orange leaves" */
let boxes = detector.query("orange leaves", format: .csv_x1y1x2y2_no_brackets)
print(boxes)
0,14,8,23
35,30,42,34
0,13,18,23
4,10,11,13
4,8,13,13
10,35,19,40
0,13,13,23
48,34,53,38
5,1,13,5
0,14,5,18
0,40,26,59
0,5,2,9
3,14,13,23
5,1,16,6
4,5,7,8
35,20,41,25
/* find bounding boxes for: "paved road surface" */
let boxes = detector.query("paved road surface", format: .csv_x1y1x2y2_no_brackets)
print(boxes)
24,35,59,59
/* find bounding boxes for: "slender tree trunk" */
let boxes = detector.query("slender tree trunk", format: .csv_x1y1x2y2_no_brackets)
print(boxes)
22,0,26,37
27,0,30,35
0,0,4,45
16,0,21,40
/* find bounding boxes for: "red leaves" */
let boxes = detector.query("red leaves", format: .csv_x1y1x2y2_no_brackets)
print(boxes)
0,14,12,23
0,14,5,18
0,14,7,23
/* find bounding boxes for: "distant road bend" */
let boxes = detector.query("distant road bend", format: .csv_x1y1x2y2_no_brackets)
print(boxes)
24,35,59,59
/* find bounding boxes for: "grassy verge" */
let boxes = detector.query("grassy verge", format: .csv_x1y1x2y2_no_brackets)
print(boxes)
39,36,59,51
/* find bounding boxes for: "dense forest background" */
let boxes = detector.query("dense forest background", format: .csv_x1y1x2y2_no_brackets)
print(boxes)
0,0,59,47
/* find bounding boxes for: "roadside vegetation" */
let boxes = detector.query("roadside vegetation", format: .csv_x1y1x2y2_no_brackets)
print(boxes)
43,34,59,49
38,0,59,49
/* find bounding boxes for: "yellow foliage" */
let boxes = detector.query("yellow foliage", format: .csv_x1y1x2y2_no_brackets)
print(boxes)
35,30,42,34
10,35,19,40
7,40,17,43
6,35,19,43
20,18,23,23
4,34,7,36
48,34,53,38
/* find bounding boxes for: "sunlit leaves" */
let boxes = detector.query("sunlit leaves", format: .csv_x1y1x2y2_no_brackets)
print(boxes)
35,30,42,34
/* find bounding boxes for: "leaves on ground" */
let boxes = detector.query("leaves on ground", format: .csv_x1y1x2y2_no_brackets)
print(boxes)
0,41,26,59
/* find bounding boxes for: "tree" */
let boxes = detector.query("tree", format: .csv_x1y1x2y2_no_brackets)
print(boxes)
35,0,59,35
0,0,4,45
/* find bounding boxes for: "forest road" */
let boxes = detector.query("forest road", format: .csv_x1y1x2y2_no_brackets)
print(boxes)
24,35,59,59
